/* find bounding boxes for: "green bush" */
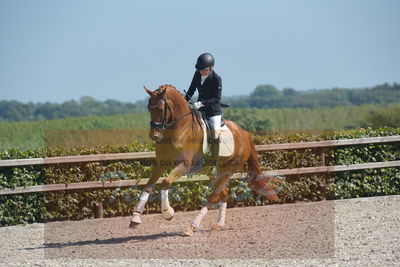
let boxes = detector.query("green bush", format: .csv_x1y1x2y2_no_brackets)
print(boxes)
329,128,400,198
0,128,399,226
0,149,45,226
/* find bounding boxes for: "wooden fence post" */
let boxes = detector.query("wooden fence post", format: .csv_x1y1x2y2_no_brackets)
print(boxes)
319,149,327,200
319,149,326,167
95,202,104,218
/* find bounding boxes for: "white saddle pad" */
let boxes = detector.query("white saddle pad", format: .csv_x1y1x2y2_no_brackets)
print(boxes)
199,118,234,157
219,125,234,157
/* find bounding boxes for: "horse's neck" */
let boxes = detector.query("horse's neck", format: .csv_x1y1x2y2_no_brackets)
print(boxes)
166,91,202,140
167,92,190,120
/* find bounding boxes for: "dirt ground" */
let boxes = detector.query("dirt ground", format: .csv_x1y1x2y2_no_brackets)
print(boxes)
0,195,399,266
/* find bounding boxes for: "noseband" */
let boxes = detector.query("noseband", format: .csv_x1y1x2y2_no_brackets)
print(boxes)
148,94,195,130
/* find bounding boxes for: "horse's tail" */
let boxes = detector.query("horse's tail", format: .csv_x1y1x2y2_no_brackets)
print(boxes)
247,132,262,177
246,132,280,202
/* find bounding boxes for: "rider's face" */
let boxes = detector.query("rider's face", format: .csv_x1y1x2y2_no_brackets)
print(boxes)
199,68,211,76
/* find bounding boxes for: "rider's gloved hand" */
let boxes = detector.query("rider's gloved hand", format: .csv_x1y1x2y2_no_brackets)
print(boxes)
193,101,204,109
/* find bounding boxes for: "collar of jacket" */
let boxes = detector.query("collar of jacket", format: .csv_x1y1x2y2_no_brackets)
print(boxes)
199,69,213,80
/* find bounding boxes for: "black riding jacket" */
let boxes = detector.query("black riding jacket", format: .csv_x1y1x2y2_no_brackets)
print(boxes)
185,70,222,117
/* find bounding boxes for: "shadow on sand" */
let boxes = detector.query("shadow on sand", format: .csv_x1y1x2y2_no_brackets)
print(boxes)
22,231,183,251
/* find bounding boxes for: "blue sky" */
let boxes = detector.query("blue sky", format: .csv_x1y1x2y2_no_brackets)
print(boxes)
0,0,399,103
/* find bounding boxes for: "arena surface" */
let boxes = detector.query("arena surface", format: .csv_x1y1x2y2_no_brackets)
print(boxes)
0,195,399,266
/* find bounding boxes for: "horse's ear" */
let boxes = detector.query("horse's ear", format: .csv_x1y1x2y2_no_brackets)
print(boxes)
159,87,167,98
143,86,153,96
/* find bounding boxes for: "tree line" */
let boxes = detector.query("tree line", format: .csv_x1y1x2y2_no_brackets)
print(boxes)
0,96,147,122
0,83,399,122
223,83,400,108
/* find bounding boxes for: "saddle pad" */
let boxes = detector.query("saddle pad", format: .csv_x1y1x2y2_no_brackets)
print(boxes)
199,118,234,157
199,118,210,155
219,124,234,157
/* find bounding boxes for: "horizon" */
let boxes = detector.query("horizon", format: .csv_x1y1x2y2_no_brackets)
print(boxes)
0,82,395,104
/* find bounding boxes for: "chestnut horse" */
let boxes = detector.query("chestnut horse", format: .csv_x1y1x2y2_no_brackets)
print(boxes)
129,84,279,236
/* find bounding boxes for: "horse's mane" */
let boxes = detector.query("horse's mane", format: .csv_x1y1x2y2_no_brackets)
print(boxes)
157,84,187,104
157,84,199,126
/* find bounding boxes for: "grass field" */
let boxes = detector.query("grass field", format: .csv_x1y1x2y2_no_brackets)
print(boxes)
0,103,398,151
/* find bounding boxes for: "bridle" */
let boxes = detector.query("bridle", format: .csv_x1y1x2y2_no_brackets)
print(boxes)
148,94,195,130
148,97,169,130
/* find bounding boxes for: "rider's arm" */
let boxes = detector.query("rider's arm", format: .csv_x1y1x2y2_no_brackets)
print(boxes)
185,72,199,101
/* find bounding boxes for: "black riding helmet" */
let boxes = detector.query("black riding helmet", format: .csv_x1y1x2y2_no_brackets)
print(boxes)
195,53,215,70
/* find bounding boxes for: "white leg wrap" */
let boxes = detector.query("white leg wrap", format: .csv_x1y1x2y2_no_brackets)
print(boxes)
161,190,169,210
216,202,227,227
191,206,208,228
134,191,149,214
161,189,174,219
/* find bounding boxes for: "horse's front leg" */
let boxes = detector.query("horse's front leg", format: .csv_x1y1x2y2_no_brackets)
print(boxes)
129,162,166,228
160,162,190,220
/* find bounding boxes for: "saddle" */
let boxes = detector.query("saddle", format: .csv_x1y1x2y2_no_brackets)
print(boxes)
193,109,234,157
196,109,225,132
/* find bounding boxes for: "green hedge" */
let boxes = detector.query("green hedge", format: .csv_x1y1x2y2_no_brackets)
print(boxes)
0,128,399,227
329,128,400,198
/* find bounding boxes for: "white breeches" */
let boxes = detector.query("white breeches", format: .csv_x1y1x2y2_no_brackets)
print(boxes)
208,115,221,139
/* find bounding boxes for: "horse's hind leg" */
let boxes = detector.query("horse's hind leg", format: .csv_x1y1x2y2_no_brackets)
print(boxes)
183,167,233,236
211,187,228,230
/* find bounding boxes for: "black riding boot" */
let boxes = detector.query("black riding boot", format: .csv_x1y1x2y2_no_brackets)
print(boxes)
209,137,220,166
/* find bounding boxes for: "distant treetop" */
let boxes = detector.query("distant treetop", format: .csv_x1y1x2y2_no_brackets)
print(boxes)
0,83,399,122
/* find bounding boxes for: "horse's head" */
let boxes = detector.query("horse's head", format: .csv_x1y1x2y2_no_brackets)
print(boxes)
144,84,191,142
144,85,169,142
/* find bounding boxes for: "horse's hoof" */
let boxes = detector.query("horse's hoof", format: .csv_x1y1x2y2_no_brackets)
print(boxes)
211,224,224,231
182,228,193,237
129,221,140,228
129,212,141,227
182,224,195,237
162,207,174,221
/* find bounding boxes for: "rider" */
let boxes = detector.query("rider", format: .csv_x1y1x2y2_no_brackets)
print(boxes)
185,53,222,147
